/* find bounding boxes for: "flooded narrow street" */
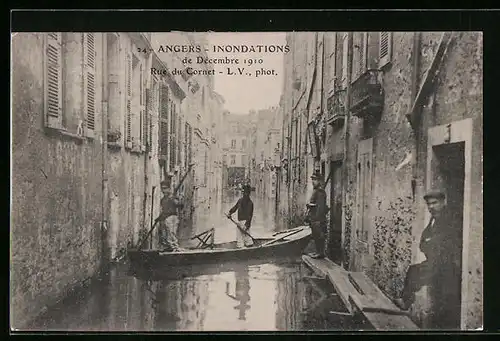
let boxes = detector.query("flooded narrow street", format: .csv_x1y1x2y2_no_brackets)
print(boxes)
27,193,369,332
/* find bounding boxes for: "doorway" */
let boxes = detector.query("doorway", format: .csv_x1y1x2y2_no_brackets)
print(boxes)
327,160,343,263
426,118,472,329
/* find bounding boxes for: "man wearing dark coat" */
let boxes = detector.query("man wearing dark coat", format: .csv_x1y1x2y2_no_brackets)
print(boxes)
306,170,328,259
395,189,462,329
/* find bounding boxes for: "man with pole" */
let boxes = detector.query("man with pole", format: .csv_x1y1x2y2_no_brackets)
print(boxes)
227,184,255,248
155,177,185,252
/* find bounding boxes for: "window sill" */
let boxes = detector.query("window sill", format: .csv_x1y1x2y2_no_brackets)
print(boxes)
44,127,86,144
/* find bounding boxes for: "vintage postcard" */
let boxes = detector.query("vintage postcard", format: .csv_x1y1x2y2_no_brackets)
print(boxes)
10,30,483,332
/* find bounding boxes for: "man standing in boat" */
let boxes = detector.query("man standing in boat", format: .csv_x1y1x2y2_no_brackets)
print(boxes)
155,178,185,252
306,170,328,259
227,184,254,248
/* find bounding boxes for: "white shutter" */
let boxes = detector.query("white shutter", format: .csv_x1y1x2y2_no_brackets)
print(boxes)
379,32,393,68
125,52,132,148
341,32,349,89
45,33,63,129
83,33,96,137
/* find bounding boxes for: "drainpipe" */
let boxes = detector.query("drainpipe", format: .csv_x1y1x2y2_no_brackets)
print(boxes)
410,32,421,202
101,33,109,270
341,32,353,270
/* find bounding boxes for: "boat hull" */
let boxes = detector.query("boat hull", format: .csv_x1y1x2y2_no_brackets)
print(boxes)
128,228,312,269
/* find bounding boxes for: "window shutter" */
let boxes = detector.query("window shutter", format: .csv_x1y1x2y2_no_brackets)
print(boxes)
169,102,176,171
159,85,169,160
359,33,367,78
83,33,96,137
328,33,337,95
145,88,152,152
177,115,182,166
341,32,349,89
379,32,393,68
140,64,147,151
125,52,132,148
45,33,63,129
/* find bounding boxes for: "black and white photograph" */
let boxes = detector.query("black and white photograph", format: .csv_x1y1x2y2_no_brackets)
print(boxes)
10,29,483,332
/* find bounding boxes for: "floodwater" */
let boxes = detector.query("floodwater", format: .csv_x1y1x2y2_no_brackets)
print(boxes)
27,193,370,332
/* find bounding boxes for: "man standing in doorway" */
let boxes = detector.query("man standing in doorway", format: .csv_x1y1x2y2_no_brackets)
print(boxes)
227,184,254,248
155,179,185,252
395,189,462,329
306,170,328,259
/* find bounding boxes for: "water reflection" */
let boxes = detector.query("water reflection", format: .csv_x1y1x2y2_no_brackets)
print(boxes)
28,257,367,331
225,264,251,321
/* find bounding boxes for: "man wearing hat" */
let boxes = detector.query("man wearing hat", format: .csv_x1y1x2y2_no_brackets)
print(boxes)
394,189,462,329
155,178,185,252
306,170,328,259
227,183,255,248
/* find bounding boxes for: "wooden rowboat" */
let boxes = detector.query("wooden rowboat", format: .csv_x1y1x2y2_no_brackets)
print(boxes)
128,226,312,269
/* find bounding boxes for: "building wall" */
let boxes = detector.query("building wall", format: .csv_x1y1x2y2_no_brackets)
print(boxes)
278,31,483,329
11,33,105,327
11,31,220,328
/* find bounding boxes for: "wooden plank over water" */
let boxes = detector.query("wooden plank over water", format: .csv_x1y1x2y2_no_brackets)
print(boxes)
301,255,419,331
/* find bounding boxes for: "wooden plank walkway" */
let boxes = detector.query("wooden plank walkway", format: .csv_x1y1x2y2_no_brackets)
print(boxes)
302,255,419,331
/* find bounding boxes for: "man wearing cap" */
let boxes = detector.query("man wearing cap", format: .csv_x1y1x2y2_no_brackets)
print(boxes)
306,170,328,259
227,184,254,248
155,179,185,252
394,189,462,329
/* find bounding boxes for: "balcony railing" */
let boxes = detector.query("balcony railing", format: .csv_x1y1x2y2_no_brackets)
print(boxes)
350,69,384,118
326,88,347,127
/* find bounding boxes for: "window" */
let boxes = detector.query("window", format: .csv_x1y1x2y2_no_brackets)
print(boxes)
379,32,393,68
44,32,96,139
223,154,227,164
242,154,247,166
159,84,169,161
44,33,63,129
352,32,368,82
242,139,246,149
230,155,236,165
231,139,236,149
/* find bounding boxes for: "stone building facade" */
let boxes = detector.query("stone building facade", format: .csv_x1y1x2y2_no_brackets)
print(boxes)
11,32,224,328
278,31,483,329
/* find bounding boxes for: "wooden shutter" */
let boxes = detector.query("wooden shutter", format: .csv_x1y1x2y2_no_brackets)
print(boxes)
83,33,96,137
145,88,152,152
379,32,393,68
341,32,349,89
125,52,132,148
328,33,337,96
159,85,169,160
45,33,63,129
177,115,182,166
353,32,368,81
188,125,192,165
356,138,373,242
169,102,176,171
140,64,147,151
